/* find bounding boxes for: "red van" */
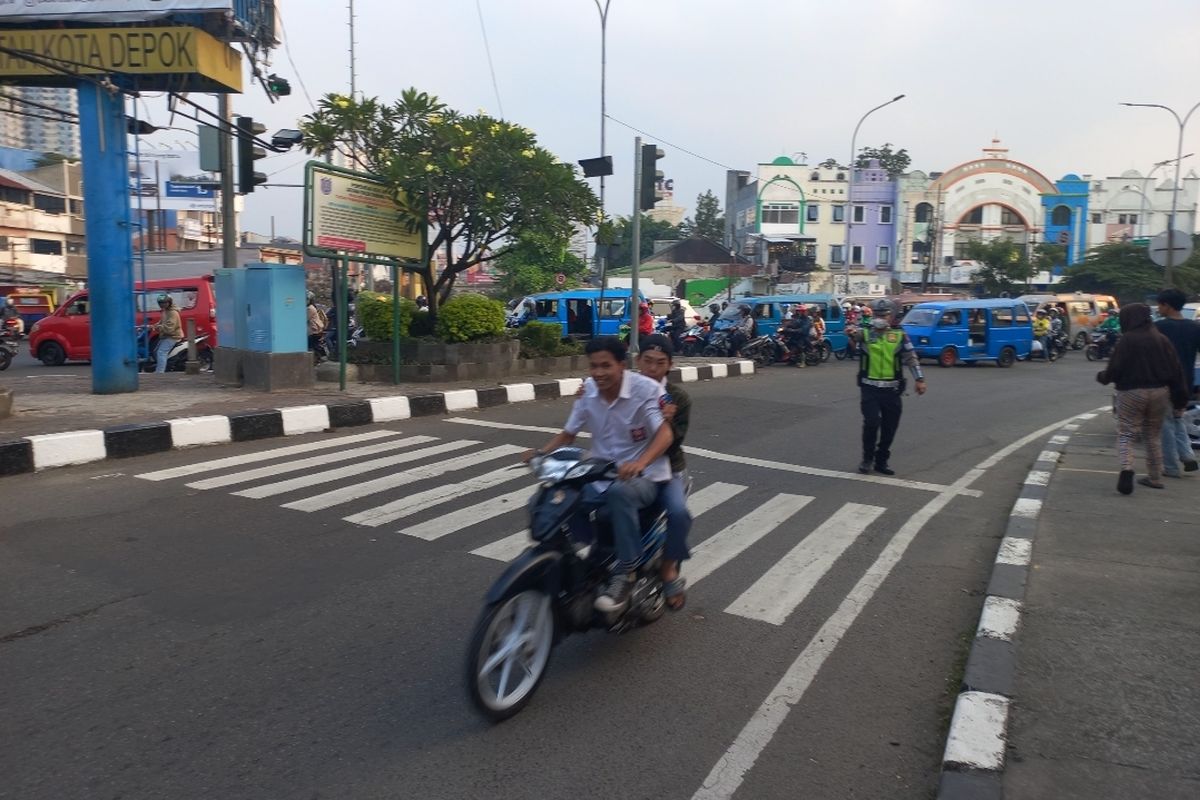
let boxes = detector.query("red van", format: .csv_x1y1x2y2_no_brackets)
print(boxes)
28,276,217,366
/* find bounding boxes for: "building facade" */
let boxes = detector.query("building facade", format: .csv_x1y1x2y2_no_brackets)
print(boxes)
1086,168,1199,247
0,165,86,281
0,88,80,158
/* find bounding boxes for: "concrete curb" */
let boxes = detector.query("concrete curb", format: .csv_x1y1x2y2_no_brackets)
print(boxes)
937,408,1105,800
0,360,756,477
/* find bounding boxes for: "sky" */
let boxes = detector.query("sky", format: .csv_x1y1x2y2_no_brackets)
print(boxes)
136,0,1200,240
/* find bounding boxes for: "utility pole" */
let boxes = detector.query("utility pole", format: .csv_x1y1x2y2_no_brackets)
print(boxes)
844,94,906,292
218,94,237,269
630,135,642,356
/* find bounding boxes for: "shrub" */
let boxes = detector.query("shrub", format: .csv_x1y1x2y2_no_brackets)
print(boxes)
517,321,583,358
356,291,416,341
435,293,506,343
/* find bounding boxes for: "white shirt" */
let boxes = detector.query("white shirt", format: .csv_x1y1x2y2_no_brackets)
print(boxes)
564,370,671,483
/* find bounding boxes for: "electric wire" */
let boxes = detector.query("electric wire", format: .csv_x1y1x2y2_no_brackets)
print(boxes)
604,113,735,171
475,0,504,118
276,8,316,110
0,90,79,119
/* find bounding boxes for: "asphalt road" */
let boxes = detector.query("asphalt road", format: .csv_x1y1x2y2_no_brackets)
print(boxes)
0,355,1108,800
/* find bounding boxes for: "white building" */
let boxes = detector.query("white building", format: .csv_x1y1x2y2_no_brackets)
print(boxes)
1085,169,1199,244
0,88,80,158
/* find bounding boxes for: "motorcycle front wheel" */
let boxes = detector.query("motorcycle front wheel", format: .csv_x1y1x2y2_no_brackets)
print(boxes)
1085,345,1100,361
0,348,10,371
466,589,554,722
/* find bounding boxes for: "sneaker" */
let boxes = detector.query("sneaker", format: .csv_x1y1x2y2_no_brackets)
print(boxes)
874,463,896,476
1184,460,1199,473
858,461,872,474
1163,470,1182,479
594,573,634,612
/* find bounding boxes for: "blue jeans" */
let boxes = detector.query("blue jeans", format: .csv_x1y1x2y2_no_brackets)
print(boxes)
155,338,177,373
574,477,660,572
1161,414,1193,474
660,472,692,563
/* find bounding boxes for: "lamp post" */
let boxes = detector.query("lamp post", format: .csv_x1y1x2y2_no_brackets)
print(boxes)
1137,153,1193,241
844,94,905,292
1120,100,1200,286
592,0,612,217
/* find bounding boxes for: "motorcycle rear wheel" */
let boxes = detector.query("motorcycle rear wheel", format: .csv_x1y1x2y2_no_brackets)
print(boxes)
701,345,720,357
466,589,554,722
819,341,832,362
804,349,822,367
0,348,10,371
1085,345,1100,361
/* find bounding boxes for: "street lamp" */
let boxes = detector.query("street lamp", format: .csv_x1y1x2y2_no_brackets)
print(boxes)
844,94,906,292
1136,153,1193,240
1120,100,1200,286
592,0,612,216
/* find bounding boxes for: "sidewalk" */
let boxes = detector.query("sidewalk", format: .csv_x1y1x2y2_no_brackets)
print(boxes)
1005,416,1200,798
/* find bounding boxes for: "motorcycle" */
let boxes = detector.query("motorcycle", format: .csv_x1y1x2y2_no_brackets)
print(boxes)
137,327,213,372
1085,331,1118,361
2,316,23,340
0,331,16,370
701,328,736,357
738,334,776,367
466,447,672,721
679,323,708,357
769,331,822,367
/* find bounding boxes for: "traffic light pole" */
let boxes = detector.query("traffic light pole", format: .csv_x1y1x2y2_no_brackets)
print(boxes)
218,94,237,269
630,135,642,356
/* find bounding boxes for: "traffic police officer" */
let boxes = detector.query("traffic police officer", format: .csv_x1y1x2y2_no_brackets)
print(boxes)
856,299,927,475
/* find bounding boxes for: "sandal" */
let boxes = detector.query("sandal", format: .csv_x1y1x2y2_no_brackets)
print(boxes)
1138,477,1165,489
664,576,687,611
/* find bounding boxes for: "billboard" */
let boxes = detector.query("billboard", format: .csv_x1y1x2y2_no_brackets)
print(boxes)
0,2,233,22
128,149,218,211
304,162,423,263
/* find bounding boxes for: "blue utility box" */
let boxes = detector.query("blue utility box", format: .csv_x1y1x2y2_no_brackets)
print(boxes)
245,263,306,353
214,267,249,350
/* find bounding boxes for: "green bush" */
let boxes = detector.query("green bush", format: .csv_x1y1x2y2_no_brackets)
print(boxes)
356,291,416,341
435,293,506,343
517,321,582,358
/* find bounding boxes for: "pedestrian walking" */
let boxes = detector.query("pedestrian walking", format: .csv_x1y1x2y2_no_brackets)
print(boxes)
855,299,926,475
1096,303,1190,494
1153,289,1200,477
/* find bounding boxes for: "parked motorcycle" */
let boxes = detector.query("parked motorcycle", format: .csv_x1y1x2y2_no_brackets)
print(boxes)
1085,331,1118,361
466,448,672,721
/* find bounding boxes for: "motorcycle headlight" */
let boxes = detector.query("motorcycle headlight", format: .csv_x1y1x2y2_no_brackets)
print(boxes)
563,463,592,481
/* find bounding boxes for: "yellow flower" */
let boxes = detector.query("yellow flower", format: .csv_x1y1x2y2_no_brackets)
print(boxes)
428,114,443,124
462,145,473,154
418,150,432,157
490,123,502,134
485,192,496,200
425,164,436,172
521,149,535,158
334,96,350,108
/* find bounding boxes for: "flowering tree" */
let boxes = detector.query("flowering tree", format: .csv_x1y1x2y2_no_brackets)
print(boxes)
300,89,598,312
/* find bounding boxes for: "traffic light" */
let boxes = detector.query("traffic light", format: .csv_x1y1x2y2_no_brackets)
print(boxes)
266,74,292,97
639,144,664,211
236,116,267,194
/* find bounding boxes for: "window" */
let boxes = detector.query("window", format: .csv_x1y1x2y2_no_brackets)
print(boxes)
810,171,820,181
1051,205,1071,226
33,194,66,214
832,205,845,222
852,205,865,223
961,207,984,225
830,244,844,264
806,204,819,223
1091,212,1102,224
1000,207,1023,226
66,240,84,255
1014,305,1031,324
754,303,774,319
0,186,28,204
600,299,628,318
136,288,199,312
761,203,799,225
991,307,1015,327
1068,301,1092,316
70,199,83,215
880,205,893,224
915,202,933,223
939,310,962,326
1117,213,1139,225
851,245,863,265
878,246,891,266
535,299,558,317
30,238,63,255
1129,214,1138,225
67,296,89,316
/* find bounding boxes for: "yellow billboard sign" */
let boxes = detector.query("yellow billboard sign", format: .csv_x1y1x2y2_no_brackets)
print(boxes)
0,26,241,91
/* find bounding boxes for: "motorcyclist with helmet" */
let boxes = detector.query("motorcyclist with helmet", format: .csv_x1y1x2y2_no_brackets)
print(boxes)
1097,308,1121,354
1033,309,1054,363
152,293,182,373
855,299,926,475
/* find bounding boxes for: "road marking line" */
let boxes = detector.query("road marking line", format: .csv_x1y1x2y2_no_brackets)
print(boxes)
1024,470,1052,486
342,462,530,526
442,418,978,496
284,444,524,512
1011,497,1042,518
995,537,1032,566
1076,412,1098,420
687,494,813,585
470,481,746,563
185,436,437,490
977,596,1021,641
691,408,1104,800
400,485,531,541
724,502,885,625
942,692,1010,771
231,440,477,500
471,530,532,561
1036,450,1061,463
135,430,401,481
1049,434,1070,445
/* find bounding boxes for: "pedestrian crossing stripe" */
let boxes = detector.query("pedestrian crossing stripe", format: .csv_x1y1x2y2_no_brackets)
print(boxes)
134,432,896,625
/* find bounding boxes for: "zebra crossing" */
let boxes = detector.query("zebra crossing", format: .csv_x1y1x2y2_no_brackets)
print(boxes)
135,429,907,627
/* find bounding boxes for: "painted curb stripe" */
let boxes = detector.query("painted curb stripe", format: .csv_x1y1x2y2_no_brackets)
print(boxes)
103,423,173,459
27,429,106,470
228,411,284,442
442,389,478,412
502,383,536,403
962,636,1017,697
942,691,1010,771
326,402,373,428
976,596,1021,641
678,366,699,382
0,439,34,476
408,394,448,417
168,415,232,447
368,396,410,422
279,404,330,436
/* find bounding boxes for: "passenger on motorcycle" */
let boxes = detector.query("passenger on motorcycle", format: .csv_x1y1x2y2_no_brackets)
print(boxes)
1033,309,1053,364
731,305,755,355
635,334,693,610
810,306,826,340
526,336,675,612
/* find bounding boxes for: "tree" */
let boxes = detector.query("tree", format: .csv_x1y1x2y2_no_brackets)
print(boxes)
962,238,1035,296
1059,236,1200,302
818,157,842,169
680,190,725,241
1031,242,1067,274
855,143,911,178
299,89,598,316
607,215,684,268
493,230,588,298
32,152,77,168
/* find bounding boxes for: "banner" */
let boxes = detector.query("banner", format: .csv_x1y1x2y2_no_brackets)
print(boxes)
0,2,233,22
128,149,218,212
304,163,422,262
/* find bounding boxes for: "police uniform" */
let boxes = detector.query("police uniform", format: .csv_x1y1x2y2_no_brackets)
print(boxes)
857,321,924,474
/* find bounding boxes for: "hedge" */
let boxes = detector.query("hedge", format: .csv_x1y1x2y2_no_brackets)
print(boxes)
435,293,507,343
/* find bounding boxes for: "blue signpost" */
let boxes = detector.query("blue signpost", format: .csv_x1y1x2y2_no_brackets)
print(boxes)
77,82,138,393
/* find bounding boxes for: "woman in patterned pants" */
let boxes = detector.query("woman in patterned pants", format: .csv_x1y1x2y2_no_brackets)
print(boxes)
1097,303,1189,495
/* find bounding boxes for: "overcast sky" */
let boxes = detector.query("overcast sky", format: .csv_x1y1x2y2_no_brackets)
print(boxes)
140,0,1200,239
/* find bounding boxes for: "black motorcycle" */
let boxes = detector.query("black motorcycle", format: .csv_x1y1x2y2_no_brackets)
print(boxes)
466,448,671,721
1085,331,1119,361
701,328,736,357
0,330,16,371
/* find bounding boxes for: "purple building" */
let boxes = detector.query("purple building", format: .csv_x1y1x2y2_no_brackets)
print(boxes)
848,159,897,274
